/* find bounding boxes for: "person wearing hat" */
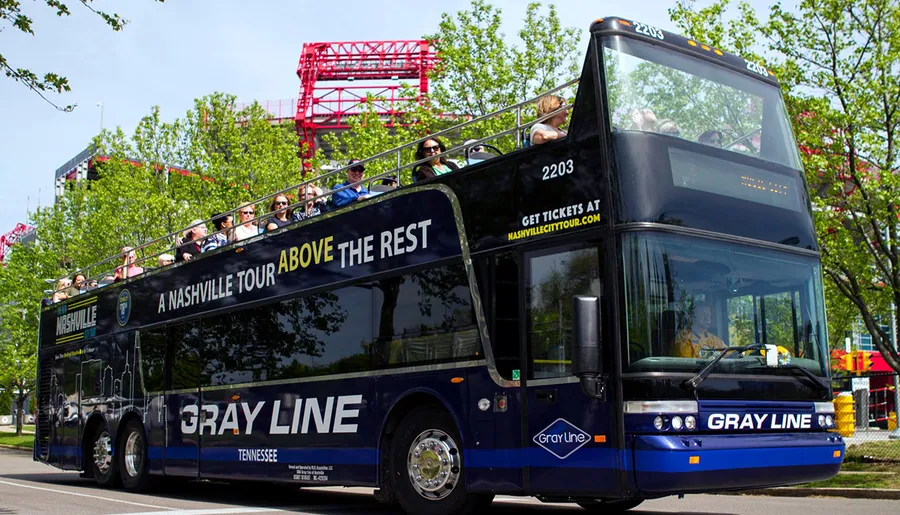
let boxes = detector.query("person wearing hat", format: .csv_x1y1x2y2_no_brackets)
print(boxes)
332,159,371,208
176,219,207,262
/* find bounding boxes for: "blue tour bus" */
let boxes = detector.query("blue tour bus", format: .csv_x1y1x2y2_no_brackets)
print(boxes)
36,16,843,514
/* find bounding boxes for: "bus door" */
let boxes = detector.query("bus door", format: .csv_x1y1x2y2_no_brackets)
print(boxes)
164,320,202,477
523,244,618,495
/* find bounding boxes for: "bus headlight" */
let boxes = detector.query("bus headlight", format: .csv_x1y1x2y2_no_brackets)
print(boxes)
671,416,684,430
818,415,826,427
825,415,834,427
654,416,666,430
684,415,697,430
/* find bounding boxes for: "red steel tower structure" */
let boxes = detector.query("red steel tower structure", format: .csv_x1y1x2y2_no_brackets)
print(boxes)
295,40,438,164
0,223,35,264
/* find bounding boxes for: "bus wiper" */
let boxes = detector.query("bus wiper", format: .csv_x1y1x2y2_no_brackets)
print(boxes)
777,363,830,398
681,343,766,393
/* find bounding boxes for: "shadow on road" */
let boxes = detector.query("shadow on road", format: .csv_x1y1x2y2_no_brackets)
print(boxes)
0,470,739,514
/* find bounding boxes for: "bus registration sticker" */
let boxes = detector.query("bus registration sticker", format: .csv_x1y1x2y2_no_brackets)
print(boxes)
533,418,590,459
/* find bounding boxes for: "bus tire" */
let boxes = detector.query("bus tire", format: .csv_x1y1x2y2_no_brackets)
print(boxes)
577,498,644,512
90,422,119,488
390,408,487,515
118,419,152,492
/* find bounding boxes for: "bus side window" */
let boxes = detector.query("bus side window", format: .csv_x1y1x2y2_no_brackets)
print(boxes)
373,263,478,368
166,320,202,390
526,246,602,380
138,327,167,393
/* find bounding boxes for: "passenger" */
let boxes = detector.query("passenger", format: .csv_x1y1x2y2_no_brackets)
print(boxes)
233,202,260,241
52,279,70,303
157,253,175,267
292,183,327,221
370,177,398,192
672,301,726,358
530,95,568,145
332,159,371,207
265,194,293,232
176,220,206,262
628,108,658,131
114,247,144,280
413,138,459,181
698,129,722,147
67,274,85,296
655,119,680,137
203,213,233,251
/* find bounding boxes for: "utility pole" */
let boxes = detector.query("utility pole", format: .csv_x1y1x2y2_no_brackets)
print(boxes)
97,102,104,131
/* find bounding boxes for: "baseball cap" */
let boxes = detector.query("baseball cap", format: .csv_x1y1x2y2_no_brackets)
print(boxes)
348,159,365,173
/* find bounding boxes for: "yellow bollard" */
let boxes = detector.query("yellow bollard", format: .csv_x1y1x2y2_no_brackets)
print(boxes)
889,411,897,432
833,392,855,437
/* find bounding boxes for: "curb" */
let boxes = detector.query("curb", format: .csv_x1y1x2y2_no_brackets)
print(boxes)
0,444,32,453
721,487,900,500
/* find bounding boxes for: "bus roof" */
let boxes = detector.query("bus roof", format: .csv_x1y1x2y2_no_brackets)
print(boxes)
590,16,780,87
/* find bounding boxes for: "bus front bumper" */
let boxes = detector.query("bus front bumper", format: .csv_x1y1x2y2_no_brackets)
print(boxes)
632,432,844,495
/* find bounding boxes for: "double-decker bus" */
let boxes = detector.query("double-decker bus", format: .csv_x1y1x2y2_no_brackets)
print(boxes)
35,16,843,514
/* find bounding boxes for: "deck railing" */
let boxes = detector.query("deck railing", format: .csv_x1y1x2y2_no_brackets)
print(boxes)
48,78,578,300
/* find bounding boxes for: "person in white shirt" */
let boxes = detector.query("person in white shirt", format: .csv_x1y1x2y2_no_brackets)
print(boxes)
530,94,569,145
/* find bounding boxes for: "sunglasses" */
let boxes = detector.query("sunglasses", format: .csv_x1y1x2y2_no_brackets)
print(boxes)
274,200,288,206
241,210,255,215
423,145,440,153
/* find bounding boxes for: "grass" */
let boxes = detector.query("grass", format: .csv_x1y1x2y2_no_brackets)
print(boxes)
844,441,900,462
796,440,900,489
0,433,34,450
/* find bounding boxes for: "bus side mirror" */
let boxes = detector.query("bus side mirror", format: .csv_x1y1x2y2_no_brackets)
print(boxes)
572,295,606,400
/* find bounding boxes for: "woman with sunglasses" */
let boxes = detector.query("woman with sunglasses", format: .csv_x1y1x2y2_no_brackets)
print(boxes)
233,202,260,241
266,194,293,232
413,137,459,182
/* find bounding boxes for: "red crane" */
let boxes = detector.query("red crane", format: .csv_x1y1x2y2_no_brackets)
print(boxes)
295,40,438,166
0,223,34,264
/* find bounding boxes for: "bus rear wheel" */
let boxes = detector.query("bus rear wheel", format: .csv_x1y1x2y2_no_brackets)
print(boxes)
578,498,644,512
90,423,119,488
390,408,489,515
118,419,152,492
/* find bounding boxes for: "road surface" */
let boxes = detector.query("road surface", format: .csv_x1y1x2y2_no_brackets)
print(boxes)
0,448,893,515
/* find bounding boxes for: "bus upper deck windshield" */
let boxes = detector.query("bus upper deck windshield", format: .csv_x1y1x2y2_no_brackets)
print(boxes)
602,35,803,171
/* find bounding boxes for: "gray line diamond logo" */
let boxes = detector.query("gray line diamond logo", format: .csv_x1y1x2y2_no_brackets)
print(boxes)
533,418,591,459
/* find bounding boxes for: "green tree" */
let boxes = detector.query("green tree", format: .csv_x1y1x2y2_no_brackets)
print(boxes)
423,0,581,152
1,0,165,111
668,0,900,372
34,92,303,280
0,241,57,436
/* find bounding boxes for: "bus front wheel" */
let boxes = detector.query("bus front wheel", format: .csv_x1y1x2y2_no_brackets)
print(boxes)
118,419,152,492
390,408,489,515
578,498,644,512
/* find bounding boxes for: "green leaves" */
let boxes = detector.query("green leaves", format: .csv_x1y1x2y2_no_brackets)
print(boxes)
1,1,165,110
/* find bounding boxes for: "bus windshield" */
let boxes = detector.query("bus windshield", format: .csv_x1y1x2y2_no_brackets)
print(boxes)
602,36,803,170
622,232,828,377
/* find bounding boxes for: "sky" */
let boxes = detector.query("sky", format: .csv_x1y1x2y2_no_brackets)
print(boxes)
0,0,776,236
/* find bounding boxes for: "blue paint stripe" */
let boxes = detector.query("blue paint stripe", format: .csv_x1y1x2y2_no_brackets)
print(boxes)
465,447,623,469
49,444,81,458
148,446,377,465
634,445,843,473
202,447,377,464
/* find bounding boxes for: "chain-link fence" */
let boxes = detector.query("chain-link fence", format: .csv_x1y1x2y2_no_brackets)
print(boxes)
832,371,900,462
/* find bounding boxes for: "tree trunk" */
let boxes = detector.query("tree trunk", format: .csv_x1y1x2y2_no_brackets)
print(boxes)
14,388,25,437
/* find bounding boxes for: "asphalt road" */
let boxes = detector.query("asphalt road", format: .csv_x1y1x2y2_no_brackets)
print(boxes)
0,448,894,515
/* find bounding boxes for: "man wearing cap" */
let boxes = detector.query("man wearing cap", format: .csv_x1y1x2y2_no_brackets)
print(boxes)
332,159,371,208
